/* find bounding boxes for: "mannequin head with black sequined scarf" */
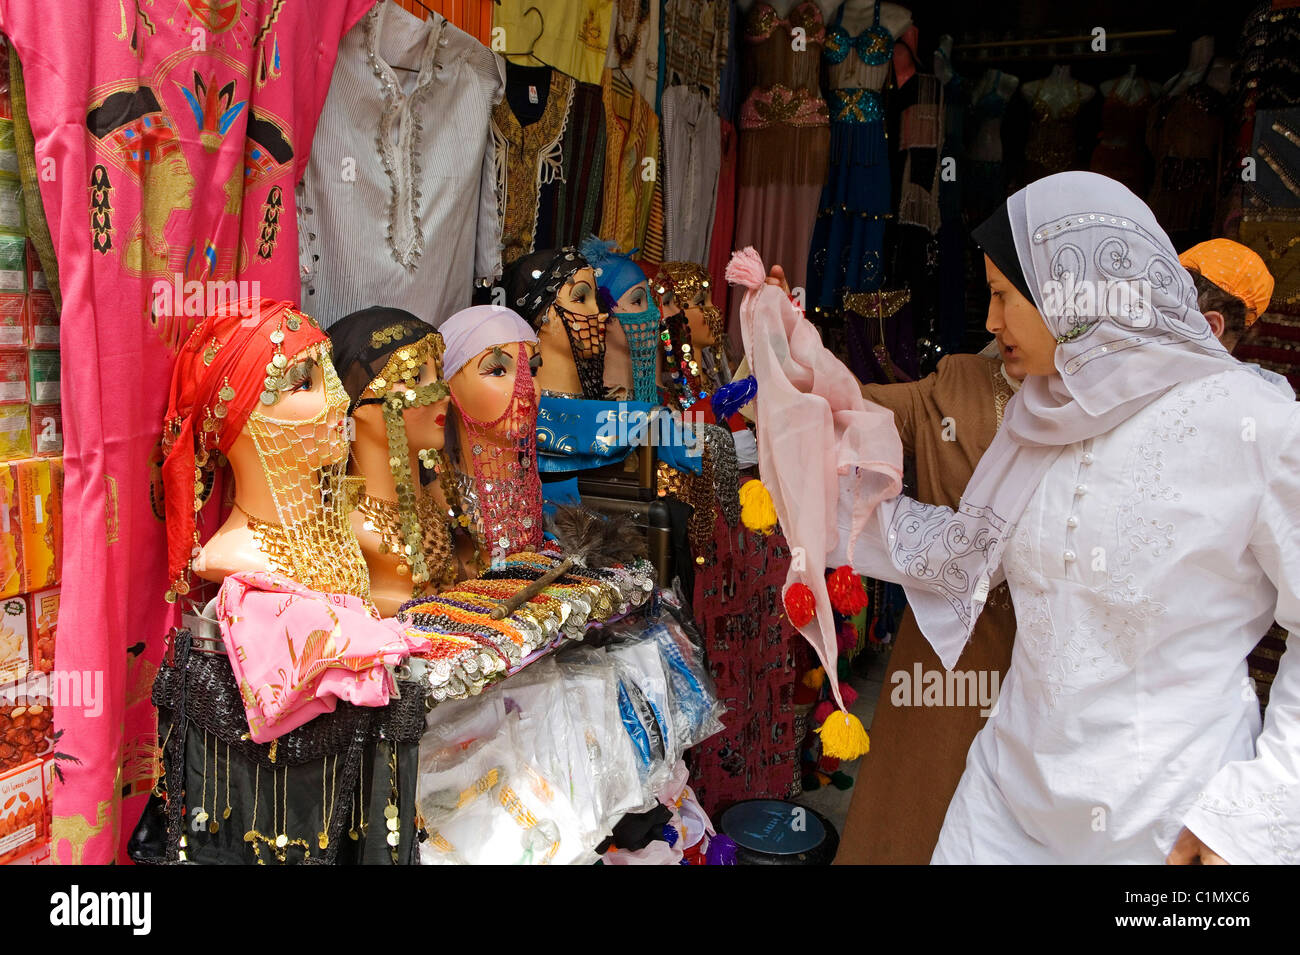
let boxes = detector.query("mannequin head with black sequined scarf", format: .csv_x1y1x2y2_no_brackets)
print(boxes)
329,307,455,616
440,305,544,570
652,262,731,411
580,236,660,405
502,247,610,399
161,299,370,603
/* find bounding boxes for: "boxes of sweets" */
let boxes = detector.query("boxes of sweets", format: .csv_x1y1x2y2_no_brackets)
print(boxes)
0,592,26,686
0,677,52,773
0,461,17,598
16,457,60,591
30,404,59,457
27,587,54,673
27,349,57,406
26,290,56,349
0,757,43,865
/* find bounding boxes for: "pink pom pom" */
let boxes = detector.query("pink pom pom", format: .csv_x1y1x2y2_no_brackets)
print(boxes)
814,700,835,724
725,246,767,290
836,619,858,654
840,683,859,707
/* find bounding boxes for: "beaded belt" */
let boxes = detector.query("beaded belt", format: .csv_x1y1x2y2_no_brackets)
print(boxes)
739,84,829,130
828,88,884,124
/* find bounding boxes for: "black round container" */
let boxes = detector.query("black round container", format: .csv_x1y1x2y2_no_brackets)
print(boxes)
718,799,839,865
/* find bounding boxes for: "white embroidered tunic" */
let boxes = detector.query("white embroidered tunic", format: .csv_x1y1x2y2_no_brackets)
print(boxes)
299,4,504,329
834,366,1300,863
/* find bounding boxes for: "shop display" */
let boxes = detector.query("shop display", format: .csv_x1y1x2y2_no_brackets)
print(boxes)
599,68,661,257
492,63,607,265
732,0,830,331
807,0,901,313
582,236,659,404
162,299,369,602
441,304,545,567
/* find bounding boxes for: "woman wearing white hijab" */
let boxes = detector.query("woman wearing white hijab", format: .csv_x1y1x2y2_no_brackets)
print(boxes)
746,171,1300,864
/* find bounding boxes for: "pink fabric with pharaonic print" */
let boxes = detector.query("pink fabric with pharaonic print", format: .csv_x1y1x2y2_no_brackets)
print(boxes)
0,0,376,863
217,572,430,744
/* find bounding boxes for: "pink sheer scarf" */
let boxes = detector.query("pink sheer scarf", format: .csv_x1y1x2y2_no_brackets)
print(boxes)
726,248,902,710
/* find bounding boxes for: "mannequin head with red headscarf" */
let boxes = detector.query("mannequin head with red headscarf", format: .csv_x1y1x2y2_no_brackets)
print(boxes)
162,299,369,601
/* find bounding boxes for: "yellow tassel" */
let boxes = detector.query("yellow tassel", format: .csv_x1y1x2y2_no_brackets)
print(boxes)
740,479,778,533
801,667,825,690
816,709,870,760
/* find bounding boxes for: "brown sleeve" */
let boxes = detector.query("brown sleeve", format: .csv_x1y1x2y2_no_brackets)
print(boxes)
860,373,937,455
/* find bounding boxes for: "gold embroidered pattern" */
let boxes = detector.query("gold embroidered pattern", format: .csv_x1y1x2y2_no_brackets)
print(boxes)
493,72,575,265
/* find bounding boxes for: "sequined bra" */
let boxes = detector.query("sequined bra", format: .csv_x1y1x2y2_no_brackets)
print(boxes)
823,1,893,66
745,0,826,43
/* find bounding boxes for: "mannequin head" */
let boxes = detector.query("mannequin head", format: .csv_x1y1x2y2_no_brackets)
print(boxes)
441,305,541,449
331,307,451,476
162,299,368,600
502,247,609,398
580,236,659,404
329,307,455,610
654,262,730,405
449,341,541,430
440,304,544,558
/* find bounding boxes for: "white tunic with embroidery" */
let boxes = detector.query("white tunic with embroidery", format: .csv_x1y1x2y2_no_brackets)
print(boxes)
834,366,1300,863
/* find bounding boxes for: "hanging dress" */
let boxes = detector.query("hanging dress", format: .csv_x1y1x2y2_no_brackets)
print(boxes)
1088,84,1152,196
730,1,830,337
806,1,894,319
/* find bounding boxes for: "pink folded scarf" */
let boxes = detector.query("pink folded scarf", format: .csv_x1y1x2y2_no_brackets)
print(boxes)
217,571,431,743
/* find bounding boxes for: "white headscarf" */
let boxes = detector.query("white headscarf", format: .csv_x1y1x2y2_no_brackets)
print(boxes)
885,172,1236,665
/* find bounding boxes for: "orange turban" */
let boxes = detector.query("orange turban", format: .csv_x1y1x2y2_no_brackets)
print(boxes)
1179,239,1274,327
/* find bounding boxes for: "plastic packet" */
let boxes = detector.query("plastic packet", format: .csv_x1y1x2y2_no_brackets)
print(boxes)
556,646,645,836
650,620,725,748
417,712,593,865
608,640,679,793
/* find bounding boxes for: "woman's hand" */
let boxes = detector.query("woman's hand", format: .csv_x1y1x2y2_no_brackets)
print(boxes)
764,264,791,295
1165,827,1229,865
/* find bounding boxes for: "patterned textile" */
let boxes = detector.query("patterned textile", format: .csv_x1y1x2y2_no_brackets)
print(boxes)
0,0,374,863
688,513,809,814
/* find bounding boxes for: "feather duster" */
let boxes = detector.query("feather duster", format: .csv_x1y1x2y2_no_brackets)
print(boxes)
546,504,647,568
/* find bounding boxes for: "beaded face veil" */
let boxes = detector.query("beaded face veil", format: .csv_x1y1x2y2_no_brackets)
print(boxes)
503,247,609,399
242,342,370,598
441,306,544,563
162,300,370,601
330,308,454,593
580,236,660,404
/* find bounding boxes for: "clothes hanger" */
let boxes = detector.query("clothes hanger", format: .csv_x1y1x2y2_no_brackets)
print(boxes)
503,6,547,65
385,0,440,73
